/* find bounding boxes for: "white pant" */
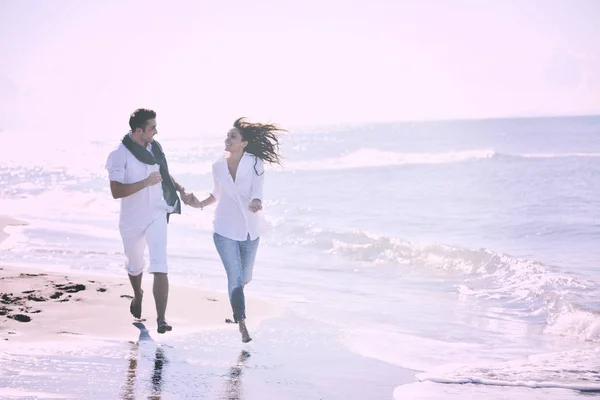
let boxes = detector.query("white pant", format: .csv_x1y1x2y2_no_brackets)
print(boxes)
119,214,168,276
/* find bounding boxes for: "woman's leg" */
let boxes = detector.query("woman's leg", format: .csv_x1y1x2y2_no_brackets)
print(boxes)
213,233,246,322
237,235,259,343
240,235,260,287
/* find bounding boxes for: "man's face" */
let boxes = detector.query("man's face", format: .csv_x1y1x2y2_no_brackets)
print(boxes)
135,118,158,145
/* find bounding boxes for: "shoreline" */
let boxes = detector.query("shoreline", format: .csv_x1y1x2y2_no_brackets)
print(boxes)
0,215,418,398
0,216,280,343
0,264,279,343
0,215,27,246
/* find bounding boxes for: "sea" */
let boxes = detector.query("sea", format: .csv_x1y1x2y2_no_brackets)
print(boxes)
1,115,600,399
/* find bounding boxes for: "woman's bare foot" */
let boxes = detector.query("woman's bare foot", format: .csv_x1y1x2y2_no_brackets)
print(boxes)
238,319,252,343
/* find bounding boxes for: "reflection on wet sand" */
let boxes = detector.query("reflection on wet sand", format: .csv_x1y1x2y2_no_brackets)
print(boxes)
120,323,251,399
121,343,138,400
121,323,167,400
149,347,166,400
221,350,251,400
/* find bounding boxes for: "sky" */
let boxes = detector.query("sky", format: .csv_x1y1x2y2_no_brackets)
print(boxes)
1,0,599,139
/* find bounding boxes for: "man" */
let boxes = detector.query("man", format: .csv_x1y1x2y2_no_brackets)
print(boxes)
105,108,185,334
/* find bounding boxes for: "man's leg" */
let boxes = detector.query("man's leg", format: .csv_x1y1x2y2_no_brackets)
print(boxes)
121,226,146,318
146,214,170,331
152,273,168,321
128,272,144,309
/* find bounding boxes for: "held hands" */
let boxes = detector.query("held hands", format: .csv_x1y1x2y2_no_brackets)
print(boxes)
144,172,162,187
181,192,196,206
179,193,260,211
249,199,262,213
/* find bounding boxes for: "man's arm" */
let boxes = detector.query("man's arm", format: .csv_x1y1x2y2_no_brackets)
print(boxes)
170,175,185,193
110,172,162,199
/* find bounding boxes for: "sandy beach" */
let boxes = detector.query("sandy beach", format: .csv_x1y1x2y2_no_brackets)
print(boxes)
0,265,277,344
0,214,417,399
0,215,278,343
4,1,600,398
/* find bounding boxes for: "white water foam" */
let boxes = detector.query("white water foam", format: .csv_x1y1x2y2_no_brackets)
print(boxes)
393,381,583,399
286,148,496,171
545,309,600,341
412,346,600,393
274,226,599,341
343,326,523,372
0,388,76,399
282,148,600,172
518,152,600,159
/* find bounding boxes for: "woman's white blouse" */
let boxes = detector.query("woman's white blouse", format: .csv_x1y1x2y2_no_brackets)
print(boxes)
211,152,265,241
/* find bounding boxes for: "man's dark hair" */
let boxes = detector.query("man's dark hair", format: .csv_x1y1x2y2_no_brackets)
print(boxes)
129,108,156,132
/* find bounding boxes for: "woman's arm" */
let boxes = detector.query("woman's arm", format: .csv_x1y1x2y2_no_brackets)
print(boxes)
185,193,216,209
249,158,264,212
183,164,220,209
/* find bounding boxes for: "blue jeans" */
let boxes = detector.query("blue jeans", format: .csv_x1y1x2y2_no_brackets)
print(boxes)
213,233,260,322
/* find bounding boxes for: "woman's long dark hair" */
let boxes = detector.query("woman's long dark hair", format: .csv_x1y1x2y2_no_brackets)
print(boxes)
235,117,284,173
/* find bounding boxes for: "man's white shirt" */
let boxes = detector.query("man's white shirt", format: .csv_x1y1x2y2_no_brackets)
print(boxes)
106,143,172,228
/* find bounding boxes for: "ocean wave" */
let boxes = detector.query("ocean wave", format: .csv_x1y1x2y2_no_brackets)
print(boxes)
412,346,600,394
515,152,600,159
393,381,580,399
283,148,600,171
285,148,496,171
491,151,600,161
272,224,600,340
545,307,600,341
5,144,600,181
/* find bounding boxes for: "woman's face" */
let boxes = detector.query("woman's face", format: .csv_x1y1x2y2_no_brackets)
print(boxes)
224,127,247,153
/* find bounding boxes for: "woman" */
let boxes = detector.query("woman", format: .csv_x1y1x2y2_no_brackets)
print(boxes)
183,117,283,343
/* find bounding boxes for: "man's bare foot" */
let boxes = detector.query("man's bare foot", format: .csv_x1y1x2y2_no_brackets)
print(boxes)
157,319,172,334
130,290,143,319
238,319,252,343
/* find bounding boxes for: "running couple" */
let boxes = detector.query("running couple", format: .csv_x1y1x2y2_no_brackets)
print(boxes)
105,108,283,343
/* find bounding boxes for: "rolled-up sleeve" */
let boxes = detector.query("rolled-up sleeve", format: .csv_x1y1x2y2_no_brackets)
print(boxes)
250,158,264,201
210,164,221,201
105,148,126,183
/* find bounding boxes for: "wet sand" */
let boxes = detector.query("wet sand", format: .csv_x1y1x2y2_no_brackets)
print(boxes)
0,215,416,399
0,215,277,342
0,265,277,343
